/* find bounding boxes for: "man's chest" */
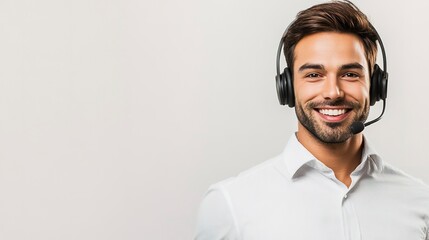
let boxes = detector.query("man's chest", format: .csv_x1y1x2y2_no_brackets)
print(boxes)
230,180,428,240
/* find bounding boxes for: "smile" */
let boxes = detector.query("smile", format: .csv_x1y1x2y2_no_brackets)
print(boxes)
315,108,352,122
318,109,347,116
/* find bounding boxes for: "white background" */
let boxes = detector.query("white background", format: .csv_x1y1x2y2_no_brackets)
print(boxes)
0,0,428,239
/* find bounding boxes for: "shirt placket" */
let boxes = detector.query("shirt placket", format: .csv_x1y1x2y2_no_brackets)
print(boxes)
340,169,367,240
341,189,361,240
316,164,364,240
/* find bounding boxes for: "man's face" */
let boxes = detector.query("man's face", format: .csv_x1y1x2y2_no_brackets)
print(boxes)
293,32,370,143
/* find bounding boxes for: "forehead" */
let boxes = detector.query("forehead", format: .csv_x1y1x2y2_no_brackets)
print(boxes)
293,32,368,71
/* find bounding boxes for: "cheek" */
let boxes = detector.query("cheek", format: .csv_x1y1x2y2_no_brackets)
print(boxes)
342,82,370,102
293,82,324,103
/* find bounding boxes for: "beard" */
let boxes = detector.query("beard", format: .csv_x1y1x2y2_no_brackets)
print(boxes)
295,98,369,144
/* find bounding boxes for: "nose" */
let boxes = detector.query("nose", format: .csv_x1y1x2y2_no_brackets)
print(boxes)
321,76,344,100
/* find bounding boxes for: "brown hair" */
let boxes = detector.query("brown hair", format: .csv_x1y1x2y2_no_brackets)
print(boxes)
283,0,378,74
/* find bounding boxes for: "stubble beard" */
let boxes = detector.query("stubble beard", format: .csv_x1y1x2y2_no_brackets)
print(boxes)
295,99,369,144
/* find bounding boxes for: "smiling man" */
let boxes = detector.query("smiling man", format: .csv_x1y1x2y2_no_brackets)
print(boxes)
195,1,429,239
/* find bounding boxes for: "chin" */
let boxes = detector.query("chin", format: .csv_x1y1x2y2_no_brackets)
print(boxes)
310,124,354,144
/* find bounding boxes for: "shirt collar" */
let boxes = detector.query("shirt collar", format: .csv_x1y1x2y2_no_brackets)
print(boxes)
279,134,384,180
281,134,317,179
359,136,384,174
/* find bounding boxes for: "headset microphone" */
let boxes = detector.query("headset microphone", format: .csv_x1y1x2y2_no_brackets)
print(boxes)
350,122,365,135
350,99,386,134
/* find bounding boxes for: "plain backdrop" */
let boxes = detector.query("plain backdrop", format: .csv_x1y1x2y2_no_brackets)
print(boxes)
0,0,428,239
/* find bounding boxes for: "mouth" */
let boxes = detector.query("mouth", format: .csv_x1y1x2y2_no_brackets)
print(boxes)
314,107,352,122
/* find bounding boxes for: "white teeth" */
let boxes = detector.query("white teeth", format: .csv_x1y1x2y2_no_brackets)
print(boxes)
319,109,346,116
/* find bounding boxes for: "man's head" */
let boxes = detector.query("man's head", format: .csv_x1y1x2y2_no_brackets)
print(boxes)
283,1,378,143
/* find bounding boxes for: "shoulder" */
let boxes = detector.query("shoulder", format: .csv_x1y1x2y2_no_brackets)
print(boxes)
377,161,429,199
381,161,429,187
195,155,286,239
209,154,289,196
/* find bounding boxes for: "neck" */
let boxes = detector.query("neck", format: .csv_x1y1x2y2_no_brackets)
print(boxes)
296,124,363,187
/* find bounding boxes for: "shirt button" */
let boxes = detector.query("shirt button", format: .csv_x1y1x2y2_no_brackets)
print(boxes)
344,194,348,199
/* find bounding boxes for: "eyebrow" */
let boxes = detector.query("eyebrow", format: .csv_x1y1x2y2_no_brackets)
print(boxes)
298,63,325,72
298,62,364,72
340,62,364,71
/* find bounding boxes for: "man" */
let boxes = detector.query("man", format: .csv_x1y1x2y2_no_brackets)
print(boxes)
195,1,429,239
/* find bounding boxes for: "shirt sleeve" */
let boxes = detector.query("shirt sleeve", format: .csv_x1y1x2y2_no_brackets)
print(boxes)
194,185,240,240
425,218,429,240
426,227,429,240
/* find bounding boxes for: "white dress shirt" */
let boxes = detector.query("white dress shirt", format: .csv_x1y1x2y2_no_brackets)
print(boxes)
195,134,429,240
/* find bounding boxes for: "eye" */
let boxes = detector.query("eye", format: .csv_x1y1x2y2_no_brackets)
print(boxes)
305,73,322,79
342,72,360,80
304,72,324,82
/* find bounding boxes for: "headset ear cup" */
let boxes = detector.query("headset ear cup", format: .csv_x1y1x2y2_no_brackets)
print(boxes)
284,67,295,107
370,64,389,106
276,71,287,105
370,64,381,106
380,71,388,100
276,67,295,107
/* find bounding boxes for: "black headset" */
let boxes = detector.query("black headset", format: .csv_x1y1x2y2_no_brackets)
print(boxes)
275,24,388,108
